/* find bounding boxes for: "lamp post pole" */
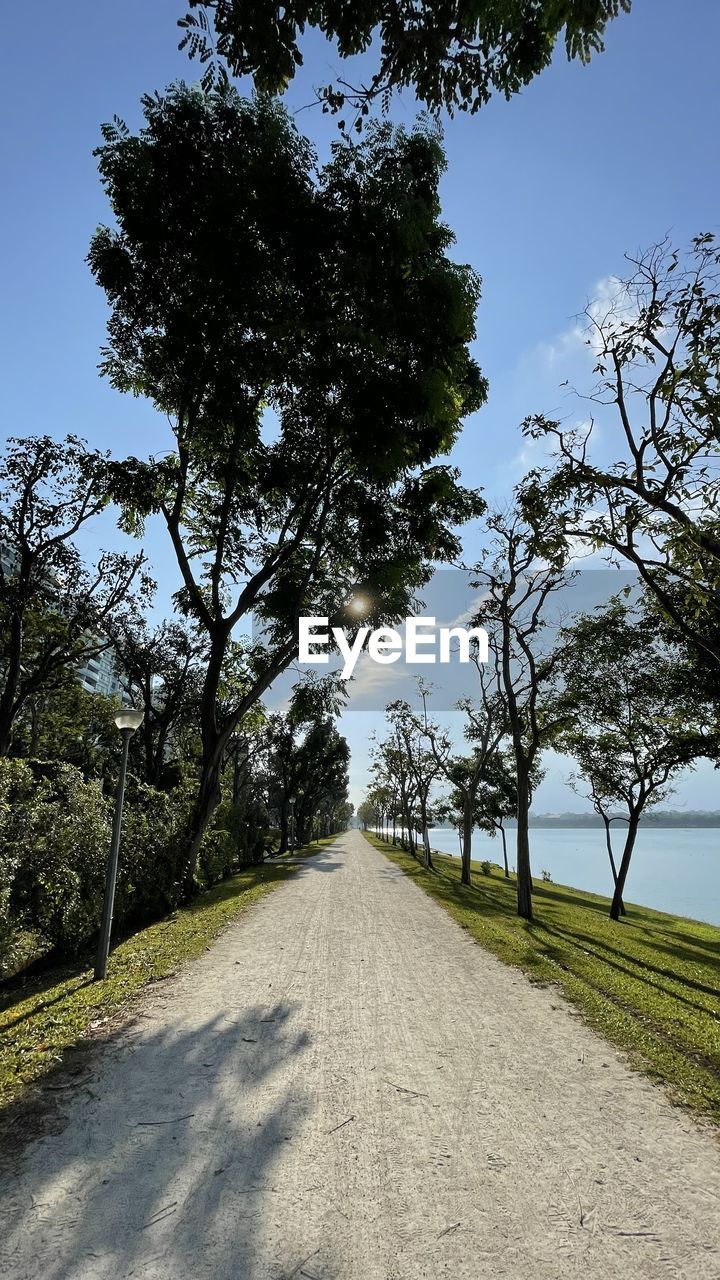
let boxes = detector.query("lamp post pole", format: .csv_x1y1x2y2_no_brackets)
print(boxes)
94,709,143,981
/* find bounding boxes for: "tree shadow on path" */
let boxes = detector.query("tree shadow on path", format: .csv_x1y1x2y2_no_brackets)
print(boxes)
0,1002,339,1280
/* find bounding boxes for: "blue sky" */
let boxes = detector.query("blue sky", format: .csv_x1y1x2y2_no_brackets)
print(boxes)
1,1,718,811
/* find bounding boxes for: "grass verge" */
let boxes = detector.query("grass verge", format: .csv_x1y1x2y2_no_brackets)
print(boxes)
0,849,320,1112
363,832,720,1125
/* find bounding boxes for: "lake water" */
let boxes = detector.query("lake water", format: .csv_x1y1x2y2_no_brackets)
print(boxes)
422,827,720,927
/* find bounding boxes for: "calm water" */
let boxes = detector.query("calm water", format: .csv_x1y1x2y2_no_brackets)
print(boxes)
423,827,720,926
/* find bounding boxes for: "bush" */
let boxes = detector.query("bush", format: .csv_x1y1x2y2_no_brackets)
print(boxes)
541,868,553,882
0,758,269,975
213,793,271,870
0,758,111,969
115,778,195,920
480,860,493,877
0,761,197,972
0,759,33,975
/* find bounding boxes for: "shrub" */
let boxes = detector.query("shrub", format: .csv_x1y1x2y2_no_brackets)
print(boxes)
0,757,270,974
0,759,35,975
0,759,111,964
115,778,195,920
541,868,553,882
480,860,493,877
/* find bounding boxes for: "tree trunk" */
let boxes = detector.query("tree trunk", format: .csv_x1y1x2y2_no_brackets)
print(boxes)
602,815,626,916
420,789,433,869
422,823,433,870
278,805,289,855
29,698,41,758
460,795,473,887
0,611,23,758
183,749,224,895
182,632,229,891
515,766,533,920
500,823,509,878
609,813,640,921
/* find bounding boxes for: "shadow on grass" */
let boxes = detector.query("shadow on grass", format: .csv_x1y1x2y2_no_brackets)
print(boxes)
546,924,720,1010
0,975,95,1032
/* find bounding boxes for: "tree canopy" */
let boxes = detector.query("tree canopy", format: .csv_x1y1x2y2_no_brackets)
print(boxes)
179,1,631,118
89,84,486,882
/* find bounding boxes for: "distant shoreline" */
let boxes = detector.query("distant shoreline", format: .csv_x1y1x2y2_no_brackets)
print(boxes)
429,814,720,830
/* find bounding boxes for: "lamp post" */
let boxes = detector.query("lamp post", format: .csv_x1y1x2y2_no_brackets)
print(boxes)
289,797,295,854
94,708,144,981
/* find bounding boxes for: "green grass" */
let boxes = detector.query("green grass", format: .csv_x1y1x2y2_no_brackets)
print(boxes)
0,843,330,1111
363,832,720,1124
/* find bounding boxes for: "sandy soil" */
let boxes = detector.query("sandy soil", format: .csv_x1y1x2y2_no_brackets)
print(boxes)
1,830,718,1279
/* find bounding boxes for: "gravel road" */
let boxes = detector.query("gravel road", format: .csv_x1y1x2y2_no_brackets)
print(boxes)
1,830,718,1279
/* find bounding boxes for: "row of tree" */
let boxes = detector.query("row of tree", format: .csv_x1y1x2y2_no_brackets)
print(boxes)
363,235,720,922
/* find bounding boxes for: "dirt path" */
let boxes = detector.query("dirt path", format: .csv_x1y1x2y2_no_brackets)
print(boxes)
1,831,718,1279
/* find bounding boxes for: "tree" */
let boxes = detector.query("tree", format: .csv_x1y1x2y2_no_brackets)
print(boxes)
11,681,124,780
89,85,486,890
112,619,205,786
263,712,350,850
357,797,379,831
475,750,518,877
0,435,148,757
385,698,444,869
179,1,631,117
293,719,350,845
526,234,720,670
471,494,572,919
554,597,720,920
416,672,506,886
363,783,395,841
371,730,417,853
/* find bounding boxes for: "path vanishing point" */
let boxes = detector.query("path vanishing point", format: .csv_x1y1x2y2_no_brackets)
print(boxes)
1,830,719,1279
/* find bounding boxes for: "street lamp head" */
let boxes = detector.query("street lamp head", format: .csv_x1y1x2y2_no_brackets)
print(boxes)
114,708,144,733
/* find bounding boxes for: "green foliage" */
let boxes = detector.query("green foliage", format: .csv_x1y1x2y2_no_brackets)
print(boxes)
554,597,720,812
262,711,350,848
0,435,149,755
0,760,29,974
89,84,486,866
0,760,111,968
0,760,257,977
179,1,631,116
114,778,197,919
479,859,493,876
12,683,124,780
525,234,720,670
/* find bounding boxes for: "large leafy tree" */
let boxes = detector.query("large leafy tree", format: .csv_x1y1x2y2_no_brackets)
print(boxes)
411,674,506,885
262,712,350,850
179,1,631,116
384,697,444,868
89,85,485,888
